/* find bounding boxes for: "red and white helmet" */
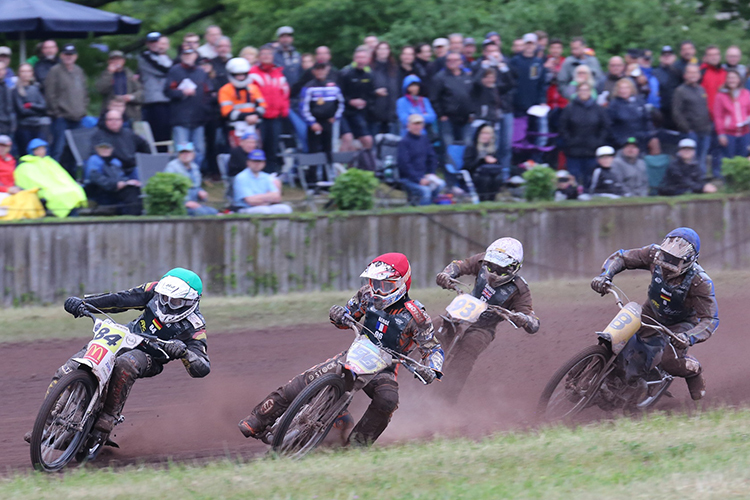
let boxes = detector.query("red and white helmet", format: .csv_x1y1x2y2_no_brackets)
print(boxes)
360,253,412,309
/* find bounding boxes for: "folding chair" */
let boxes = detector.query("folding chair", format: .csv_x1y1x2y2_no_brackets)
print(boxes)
444,144,479,204
511,116,557,165
65,127,97,176
133,121,174,154
135,153,173,186
293,152,330,191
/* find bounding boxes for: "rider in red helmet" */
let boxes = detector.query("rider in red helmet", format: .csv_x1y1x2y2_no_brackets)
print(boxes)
239,252,443,446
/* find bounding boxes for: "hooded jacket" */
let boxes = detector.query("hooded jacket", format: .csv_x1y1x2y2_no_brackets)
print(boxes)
462,125,499,174
250,63,290,119
90,124,151,175
559,97,610,158
14,154,87,217
396,75,436,135
713,87,750,137
83,154,137,205
611,150,648,197
138,49,173,104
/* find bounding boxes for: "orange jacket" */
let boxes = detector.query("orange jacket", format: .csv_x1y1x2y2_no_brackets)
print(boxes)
218,82,266,122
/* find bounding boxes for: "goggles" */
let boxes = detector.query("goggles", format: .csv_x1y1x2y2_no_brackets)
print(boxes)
369,279,399,295
485,262,517,277
158,293,194,310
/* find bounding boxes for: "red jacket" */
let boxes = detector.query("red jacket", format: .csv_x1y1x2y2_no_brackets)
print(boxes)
700,63,727,119
713,88,750,137
250,64,290,119
0,154,16,192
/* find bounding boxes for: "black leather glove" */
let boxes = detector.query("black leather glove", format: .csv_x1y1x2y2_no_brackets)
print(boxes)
329,305,351,326
64,297,87,318
590,275,612,295
162,340,187,359
435,272,454,290
414,365,436,384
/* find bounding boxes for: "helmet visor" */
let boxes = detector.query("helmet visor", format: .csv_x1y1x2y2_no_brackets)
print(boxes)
369,279,398,295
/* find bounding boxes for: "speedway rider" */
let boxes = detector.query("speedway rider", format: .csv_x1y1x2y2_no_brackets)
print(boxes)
435,237,540,399
27,268,210,441
591,228,719,400
239,253,443,446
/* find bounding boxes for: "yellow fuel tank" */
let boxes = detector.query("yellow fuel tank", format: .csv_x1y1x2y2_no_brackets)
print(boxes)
598,301,642,355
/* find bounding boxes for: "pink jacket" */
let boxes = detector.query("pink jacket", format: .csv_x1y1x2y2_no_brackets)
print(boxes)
713,88,750,137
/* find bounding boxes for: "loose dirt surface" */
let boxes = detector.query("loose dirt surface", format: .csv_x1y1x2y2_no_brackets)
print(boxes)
1,276,748,473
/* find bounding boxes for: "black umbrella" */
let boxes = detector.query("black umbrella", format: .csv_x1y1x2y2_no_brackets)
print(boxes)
0,0,141,60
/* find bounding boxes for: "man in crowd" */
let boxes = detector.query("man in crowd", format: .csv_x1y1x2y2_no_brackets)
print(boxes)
398,114,443,205
674,40,697,81
557,37,603,86
83,140,142,215
653,46,681,129
301,62,344,155
274,26,302,87
598,56,626,102
34,40,59,89
0,47,15,88
611,137,648,197
198,25,223,59
138,32,173,144
338,45,375,152
463,38,477,63
96,50,143,122
428,38,450,79
232,149,292,214
364,36,379,51
227,132,259,178
211,36,233,87
45,44,89,163
164,47,209,168
672,64,712,176
510,33,546,119
0,62,14,138
658,138,717,195
700,45,727,179
176,32,201,61
165,142,218,216
723,45,746,80
251,44,290,173
91,109,151,177
431,51,473,148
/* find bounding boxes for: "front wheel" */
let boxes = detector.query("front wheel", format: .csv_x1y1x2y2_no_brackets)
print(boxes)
272,373,346,458
30,370,97,472
537,344,611,421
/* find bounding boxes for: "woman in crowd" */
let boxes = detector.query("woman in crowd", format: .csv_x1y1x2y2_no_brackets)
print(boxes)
562,64,597,100
12,63,51,154
396,75,436,136
370,41,400,136
463,124,503,201
607,77,652,149
239,46,258,66
713,69,750,161
398,45,427,94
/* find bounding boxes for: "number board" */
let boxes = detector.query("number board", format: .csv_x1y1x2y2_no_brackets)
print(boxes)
445,294,487,322
346,337,390,375
90,320,130,355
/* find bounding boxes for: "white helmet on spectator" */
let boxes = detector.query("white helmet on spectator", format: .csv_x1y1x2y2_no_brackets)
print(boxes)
483,237,523,287
226,57,251,88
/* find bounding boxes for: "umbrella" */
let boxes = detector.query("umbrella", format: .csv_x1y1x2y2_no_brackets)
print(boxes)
0,0,141,61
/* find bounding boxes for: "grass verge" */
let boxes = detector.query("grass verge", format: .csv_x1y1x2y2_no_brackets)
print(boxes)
3,408,750,499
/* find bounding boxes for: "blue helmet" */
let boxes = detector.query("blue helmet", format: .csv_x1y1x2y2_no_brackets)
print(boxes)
658,227,700,277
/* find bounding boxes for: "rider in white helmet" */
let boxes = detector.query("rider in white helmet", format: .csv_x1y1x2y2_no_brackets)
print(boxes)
435,237,540,399
219,57,266,145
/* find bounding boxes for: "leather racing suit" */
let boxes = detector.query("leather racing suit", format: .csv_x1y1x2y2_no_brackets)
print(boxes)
240,286,443,446
599,245,719,398
49,281,211,429
438,252,540,399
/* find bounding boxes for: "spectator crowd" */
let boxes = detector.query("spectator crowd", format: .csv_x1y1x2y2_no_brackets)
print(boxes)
0,24,746,217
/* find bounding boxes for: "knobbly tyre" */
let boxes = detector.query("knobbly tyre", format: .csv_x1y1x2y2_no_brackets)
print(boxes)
29,305,174,472
257,315,435,459
537,285,678,420
438,278,519,364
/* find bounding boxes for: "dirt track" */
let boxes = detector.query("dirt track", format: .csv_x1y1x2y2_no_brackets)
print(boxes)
1,281,748,473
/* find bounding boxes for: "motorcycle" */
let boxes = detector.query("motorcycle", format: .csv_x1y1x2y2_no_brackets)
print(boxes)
30,306,172,472
437,279,519,363
258,315,434,458
537,285,677,421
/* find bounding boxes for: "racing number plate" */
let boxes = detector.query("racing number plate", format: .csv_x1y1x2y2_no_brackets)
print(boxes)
346,336,391,375
84,320,129,365
446,294,487,322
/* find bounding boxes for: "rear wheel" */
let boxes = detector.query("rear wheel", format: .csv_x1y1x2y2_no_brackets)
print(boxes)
537,344,611,421
30,370,97,472
272,373,345,458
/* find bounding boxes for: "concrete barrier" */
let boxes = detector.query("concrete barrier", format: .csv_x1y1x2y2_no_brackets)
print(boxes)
1,196,748,304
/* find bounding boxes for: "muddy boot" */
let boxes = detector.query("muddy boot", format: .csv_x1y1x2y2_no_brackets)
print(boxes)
686,373,706,400
94,413,117,434
23,431,31,444
333,410,355,445
238,414,266,439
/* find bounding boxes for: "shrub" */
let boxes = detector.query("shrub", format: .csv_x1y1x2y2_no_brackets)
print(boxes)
143,172,191,216
721,156,750,193
330,168,380,210
522,164,556,202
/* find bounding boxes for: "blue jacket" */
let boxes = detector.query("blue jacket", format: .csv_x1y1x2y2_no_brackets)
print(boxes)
84,154,137,205
607,96,652,148
509,54,546,117
397,131,437,183
163,62,210,128
396,75,436,136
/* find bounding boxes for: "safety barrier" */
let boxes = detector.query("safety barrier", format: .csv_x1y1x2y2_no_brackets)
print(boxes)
1,196,748,304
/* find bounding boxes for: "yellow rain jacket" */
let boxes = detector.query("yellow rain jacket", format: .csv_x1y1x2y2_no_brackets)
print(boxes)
0,188,46,220
14,155,87,217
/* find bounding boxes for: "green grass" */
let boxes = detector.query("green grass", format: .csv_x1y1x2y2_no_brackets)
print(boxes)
3,408,750,499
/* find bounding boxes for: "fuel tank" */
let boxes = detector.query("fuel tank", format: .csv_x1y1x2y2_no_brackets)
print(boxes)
597,301,642,355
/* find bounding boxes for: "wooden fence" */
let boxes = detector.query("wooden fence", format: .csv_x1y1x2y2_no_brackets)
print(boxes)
1,197,749,304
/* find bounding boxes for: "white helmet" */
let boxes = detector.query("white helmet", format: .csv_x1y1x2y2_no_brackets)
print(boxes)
153,268,202,323
483,237,523,287
226,57,251,88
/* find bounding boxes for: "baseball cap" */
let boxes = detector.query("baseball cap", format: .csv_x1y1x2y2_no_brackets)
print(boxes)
464,37,476,46
0,134,12,145
625,137,639,146
95,140,113,148
432,38,449,48
27,138,48,154
275,26,294,37
555,169,572,180
176,142,195,152
596,145,615,157
240,132,259,141
661,45,674,54
146,32,162,43
61,44,77,55
678,138,697,149
522,33,538,44
248,149,266,161
482,39,497,48
486,31,499,38
626,48,642,59
0,46,11,56
108,50,125,59
408,114,425,124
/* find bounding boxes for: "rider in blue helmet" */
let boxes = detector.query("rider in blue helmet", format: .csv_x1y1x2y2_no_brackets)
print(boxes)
590,228,719,400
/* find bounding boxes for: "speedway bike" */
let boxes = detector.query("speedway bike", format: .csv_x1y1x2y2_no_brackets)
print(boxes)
29,305,174,472
258,316,434,458
537,285,677,421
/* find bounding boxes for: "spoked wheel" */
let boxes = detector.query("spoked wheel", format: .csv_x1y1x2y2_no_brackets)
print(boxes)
30,370,96,472
272,373,345,458
537,344,611,421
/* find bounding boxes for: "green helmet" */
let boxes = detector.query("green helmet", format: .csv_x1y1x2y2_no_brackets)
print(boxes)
153,268,203,323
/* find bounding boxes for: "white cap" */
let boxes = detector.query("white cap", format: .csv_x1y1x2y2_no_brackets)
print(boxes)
432,38,449,48
556,169,572,179
275,26,294,37
596,145,615,157
522,33,538,44
678,138,697,149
